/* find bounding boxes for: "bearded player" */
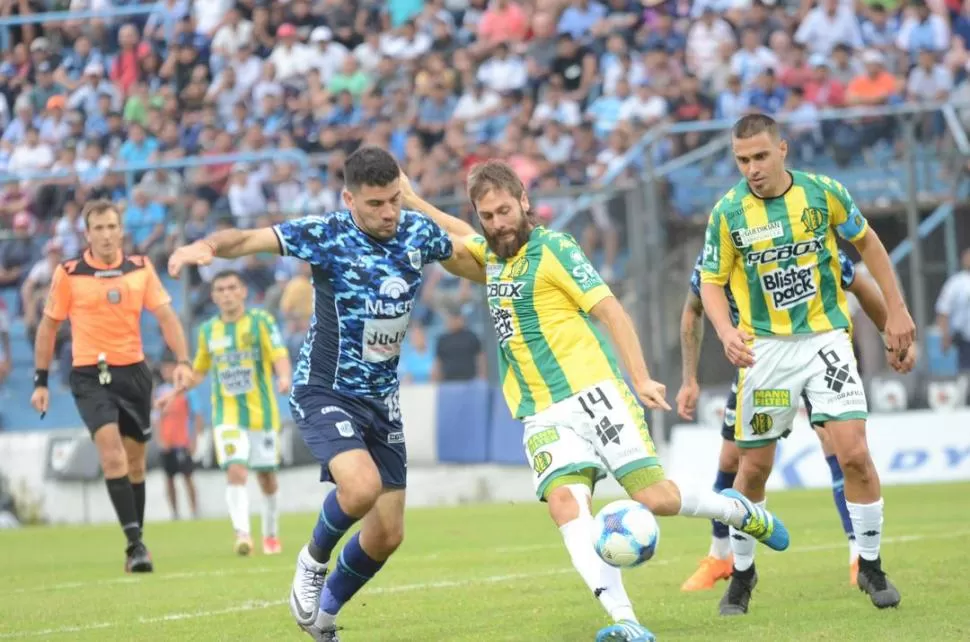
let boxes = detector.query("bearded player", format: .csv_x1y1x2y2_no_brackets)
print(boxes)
700,113,915,615
676,247,916,592
400,163,790,642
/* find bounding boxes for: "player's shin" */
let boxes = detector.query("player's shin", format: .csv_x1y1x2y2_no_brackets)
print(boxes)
556,485,637,624
847,497,884,562
319,532,386,616
105,476,142,545
262,489,279,539
826,455,857,557
710,470,737,559
309,489,360,563
225,484,250,535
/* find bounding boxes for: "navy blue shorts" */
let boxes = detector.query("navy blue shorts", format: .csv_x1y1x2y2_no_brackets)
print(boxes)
721,371,819,442
290,385,407,489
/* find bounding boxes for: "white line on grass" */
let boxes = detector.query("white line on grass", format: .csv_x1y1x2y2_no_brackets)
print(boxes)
3,529,967,638
10,529,970,598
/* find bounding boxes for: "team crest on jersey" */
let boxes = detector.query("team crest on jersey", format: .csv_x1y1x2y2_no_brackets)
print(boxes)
238,332,255,349
750,413,773,435
801,208,825,234
407,249,422,270
106,289,121,304
509,257,530,278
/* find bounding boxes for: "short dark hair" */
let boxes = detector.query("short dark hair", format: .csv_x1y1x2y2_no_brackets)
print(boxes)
343,146,400,192
732,114,780,140
82,198,120,226
212,269,245,285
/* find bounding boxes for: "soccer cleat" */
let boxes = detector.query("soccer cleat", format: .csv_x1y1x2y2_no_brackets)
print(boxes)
857,557,901,609
596,620,655,641
681,556,733,592
234,532,253,556
125,542,154,573
718,567,758,616
850,556,859,587
720,489,790,551
263,536,282,555
290,544,329,626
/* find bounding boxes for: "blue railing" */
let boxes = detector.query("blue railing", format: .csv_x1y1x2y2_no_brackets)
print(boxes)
0,3,163,51
0,149,313,193
551,101,962,233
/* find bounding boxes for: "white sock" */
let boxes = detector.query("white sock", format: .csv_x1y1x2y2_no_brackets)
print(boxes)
847,498,883,562
709,536,732,560
560,517,637,623
262,491,279,538
729,499,765,572
677,486,747,528
225,484,250,535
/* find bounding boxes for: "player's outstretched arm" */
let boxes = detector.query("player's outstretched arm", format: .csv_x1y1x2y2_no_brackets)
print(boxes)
168,227,281,278
400,174,485,284
590,296,671,411
852,228,915,353
676,291,704,420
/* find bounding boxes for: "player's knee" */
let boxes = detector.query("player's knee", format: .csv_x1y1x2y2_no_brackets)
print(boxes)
738,453,773,488
226,464,248,485
630,478,680,516
376,522,405,555
126,453,146,482
545,485,584,526
257,471,278,495
336,477,383,516
836,440,874,482
98,445,128,477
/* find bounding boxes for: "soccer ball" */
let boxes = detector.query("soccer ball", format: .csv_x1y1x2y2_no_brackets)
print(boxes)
591,500,660,568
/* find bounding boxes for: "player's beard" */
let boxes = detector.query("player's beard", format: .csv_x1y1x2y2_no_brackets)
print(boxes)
484,209,536,259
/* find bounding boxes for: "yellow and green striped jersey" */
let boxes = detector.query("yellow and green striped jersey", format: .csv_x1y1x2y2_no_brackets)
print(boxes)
465,227,622,419
700,170,868,337
193,308,289,431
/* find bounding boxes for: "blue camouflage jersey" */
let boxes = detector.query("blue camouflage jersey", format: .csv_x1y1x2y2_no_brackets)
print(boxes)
273,210,453,397
690,248,856,326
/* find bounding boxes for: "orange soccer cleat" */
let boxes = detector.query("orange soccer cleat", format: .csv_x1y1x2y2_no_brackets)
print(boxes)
681,556,734,592
850,556,859,587
263,536,282,555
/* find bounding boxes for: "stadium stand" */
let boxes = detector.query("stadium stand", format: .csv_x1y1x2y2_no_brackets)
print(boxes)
0,0,966,432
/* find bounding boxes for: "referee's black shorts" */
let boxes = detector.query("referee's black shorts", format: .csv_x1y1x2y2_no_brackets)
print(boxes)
69,361,154,443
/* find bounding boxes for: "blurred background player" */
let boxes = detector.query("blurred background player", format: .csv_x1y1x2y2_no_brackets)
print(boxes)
30,199,193,573
167,147,454,642
400,162,790,642
153,350,200,521
677,248,916,591
700,114,915,615
158,270,291,556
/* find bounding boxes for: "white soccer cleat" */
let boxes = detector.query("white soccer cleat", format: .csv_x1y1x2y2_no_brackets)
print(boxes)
290,544,328,626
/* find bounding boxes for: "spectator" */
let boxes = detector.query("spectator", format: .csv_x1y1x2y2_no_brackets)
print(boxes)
936,249,970,373
433,306,485,382
400,324,434,384
21,239,62,341
794,0,864,56
0,212,38,299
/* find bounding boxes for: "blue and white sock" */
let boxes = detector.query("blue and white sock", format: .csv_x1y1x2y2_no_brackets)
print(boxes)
710,470,736,559
309,490,359,564
320,532,385,615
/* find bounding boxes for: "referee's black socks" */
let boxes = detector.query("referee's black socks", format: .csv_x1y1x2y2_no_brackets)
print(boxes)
105,476,141,545
132,480,146,530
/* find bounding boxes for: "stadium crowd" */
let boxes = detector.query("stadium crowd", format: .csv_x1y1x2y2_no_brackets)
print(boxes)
0,0,964,388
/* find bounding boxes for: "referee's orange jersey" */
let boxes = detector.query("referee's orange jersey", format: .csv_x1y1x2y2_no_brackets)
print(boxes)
44,251,172,367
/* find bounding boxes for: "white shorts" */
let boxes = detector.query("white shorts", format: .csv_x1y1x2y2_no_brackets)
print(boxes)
736,330,868,446
213,424,281,471
522,379,662,500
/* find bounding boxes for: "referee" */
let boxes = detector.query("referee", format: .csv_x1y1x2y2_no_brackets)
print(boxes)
30,199,193,573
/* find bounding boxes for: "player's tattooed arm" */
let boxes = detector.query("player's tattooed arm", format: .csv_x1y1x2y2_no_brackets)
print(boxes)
675,291,704,420
168,227,281,277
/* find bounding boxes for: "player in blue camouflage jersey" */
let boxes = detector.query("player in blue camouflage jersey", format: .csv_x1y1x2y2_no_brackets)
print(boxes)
675,248,916,592
168,147,463,642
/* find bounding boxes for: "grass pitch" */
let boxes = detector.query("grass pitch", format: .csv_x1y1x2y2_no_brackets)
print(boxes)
0,482,967,641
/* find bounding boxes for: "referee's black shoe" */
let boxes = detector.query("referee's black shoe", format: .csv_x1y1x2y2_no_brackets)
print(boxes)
125,542,154,573
719,565,757,616
858,556,900,609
